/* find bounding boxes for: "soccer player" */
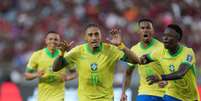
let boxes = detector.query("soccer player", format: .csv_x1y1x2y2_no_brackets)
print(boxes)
52,24,139,101
144,24,199,101
24,31,76,101
120,18,167,101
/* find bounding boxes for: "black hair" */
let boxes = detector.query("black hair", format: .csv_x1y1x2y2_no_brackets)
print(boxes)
167,24,183,41
138,18,153,26
85,24,99,30
47,31,58,35
45,31,60,37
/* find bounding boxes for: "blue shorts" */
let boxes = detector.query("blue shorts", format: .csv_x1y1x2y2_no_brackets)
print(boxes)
163,95,182,101
136,95,164,101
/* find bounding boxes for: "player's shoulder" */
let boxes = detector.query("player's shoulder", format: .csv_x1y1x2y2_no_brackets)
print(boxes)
182,45,195,54
32,48,45,56
74,44,84,49
103,42,117,49
130,42,140,50
153,38,163,47
70,44,85,52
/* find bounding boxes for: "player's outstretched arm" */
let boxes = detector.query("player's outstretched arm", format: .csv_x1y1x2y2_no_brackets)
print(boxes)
146,63,190,85
109,28,140,64
121,67,134,101
52,40,73,72
24,70,44,80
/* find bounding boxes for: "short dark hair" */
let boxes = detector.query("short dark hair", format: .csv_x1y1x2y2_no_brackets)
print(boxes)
138,18,153,26
85,23,98,30
47,31,58,34
44,31,61,39
167,24,183,41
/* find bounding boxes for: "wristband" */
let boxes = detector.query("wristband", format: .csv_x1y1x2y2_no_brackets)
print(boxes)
161,75,166,80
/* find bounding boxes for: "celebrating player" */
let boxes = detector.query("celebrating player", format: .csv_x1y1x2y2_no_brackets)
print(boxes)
121,18,167,101
52,24,139,101
144,24,199,101
24,31,76,101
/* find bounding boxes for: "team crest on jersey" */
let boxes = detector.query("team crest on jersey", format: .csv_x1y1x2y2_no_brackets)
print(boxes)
90,63,98,71
186,54,192,62
169,64,175,72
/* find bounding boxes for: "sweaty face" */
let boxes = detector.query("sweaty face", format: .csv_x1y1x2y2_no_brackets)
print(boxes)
162,28,178,49
85,27,102,49
139,21,154,43
45,33,60,50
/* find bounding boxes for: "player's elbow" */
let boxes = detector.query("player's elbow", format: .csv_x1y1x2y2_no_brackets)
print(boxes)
176,72,186,79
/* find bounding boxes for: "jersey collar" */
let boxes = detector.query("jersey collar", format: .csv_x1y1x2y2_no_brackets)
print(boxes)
140,38,155,49
84,42,103,55
167,45,183,57
44,48,60,58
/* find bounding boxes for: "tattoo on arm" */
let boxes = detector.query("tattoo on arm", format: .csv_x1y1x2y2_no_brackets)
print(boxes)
53,56,68,72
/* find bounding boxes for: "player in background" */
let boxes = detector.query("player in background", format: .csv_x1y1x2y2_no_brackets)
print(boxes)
143,24,199,101
24,31,76,101
120,18,167,101
52,24,140,101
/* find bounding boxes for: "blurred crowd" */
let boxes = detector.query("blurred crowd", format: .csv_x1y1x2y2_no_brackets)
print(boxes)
0,0,201,84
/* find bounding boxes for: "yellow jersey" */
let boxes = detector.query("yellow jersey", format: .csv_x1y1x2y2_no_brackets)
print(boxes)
130,38,165,97
64,42,124,101
148,45,199,101
26,48,66,101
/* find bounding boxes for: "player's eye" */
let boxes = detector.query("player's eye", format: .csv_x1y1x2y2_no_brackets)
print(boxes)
54,38,58,41
94,32,99,36
146,26,150,29
88,33,93,37
49,38,53,40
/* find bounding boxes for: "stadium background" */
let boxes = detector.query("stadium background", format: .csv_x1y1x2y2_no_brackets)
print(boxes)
0,0,201,101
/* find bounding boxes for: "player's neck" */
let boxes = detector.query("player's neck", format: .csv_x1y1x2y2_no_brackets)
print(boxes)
141,39,152,48
47,47,56,54
168,44,180,55
92,47,98,52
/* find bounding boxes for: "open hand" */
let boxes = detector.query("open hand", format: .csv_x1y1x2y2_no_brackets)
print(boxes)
146,75,161,85
36,70,45,78
158,81,168,88
58,40,74,53
120,93,127,101
108,28,122,46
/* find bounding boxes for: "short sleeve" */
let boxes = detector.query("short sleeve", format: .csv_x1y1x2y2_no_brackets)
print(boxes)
26,52,38,73
110,45,125,61
64,46,81,67
181,48,195,68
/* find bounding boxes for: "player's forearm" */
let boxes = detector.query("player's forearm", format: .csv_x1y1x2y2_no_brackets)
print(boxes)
161,72,183,80
161,64,189,81
24,72,38,80
122,47,140,64
122,68,133,93
52,56,67,72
